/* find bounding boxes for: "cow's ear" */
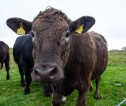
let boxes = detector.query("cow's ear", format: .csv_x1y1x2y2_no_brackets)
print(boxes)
69,16,95,34
6,17,32,35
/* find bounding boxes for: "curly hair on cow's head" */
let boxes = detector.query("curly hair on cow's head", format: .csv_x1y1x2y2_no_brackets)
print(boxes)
33,7,71,25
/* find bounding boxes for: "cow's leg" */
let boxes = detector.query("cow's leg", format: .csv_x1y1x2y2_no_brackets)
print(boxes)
17,64,25,86
24,69,32,95
94,77,102,99
51,84,62,106
43,83,52,97
76,79,90,106
0,63,2,69
89,81,93,91
4,54,10,80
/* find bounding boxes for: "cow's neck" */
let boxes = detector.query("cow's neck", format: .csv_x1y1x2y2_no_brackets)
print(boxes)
63,34,81,73
61,49,70,68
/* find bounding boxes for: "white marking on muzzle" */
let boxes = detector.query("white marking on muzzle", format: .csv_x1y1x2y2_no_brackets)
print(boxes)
62,96,66,102
51,94,66,103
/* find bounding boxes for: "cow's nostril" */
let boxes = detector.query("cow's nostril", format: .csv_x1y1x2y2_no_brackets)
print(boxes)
49,67,57,76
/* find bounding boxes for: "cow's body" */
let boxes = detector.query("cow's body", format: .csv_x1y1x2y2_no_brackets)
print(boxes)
13,35,33,94
0,41,10,80
58,31,108,97
13,35,51,96
6,7,108,106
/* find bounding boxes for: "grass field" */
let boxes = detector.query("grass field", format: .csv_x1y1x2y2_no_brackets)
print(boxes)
0,49,126,106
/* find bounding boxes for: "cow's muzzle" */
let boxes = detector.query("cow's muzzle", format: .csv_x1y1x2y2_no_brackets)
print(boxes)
32,64,64,82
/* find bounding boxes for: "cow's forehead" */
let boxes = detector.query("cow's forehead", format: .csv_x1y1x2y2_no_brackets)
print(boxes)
32,8,71,32
32,19,69,37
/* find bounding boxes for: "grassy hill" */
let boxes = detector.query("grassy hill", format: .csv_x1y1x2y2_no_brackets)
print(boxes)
0,49,126,106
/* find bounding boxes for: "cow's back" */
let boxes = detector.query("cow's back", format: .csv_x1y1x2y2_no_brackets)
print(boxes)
89,31,108,80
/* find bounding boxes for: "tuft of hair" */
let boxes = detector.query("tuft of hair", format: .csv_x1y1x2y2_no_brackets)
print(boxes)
33,7,71,25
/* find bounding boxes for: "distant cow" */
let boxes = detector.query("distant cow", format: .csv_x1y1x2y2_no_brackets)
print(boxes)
6,34,51,96
0,41,10,80
6,7,108,106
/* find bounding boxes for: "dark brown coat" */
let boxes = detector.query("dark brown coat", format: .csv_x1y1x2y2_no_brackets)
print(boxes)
0,41,10,80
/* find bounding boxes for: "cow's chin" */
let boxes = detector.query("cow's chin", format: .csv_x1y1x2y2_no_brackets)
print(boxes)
31,72,42,82
31,71,64,83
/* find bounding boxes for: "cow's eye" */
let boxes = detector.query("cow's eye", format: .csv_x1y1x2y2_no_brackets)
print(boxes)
31,32,34,37
31,30,37,38
65,31,70,38
64,31,70,42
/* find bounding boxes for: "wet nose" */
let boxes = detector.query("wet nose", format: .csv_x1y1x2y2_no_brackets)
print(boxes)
33,65,58,81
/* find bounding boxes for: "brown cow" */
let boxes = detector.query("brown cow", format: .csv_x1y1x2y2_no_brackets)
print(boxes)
6,7,108,106
0,41,10,80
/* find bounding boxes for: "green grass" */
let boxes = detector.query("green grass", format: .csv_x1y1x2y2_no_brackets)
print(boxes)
0,49,126,106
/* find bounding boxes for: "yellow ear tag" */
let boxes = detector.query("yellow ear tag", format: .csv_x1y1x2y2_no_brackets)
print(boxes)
17,26,25,35
75,25,84,34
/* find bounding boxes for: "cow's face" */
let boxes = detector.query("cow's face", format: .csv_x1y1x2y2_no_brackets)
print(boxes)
6,7,95,83
31,10,71,82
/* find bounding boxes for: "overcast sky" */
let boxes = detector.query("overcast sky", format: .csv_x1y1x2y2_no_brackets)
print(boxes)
0,0,126,50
